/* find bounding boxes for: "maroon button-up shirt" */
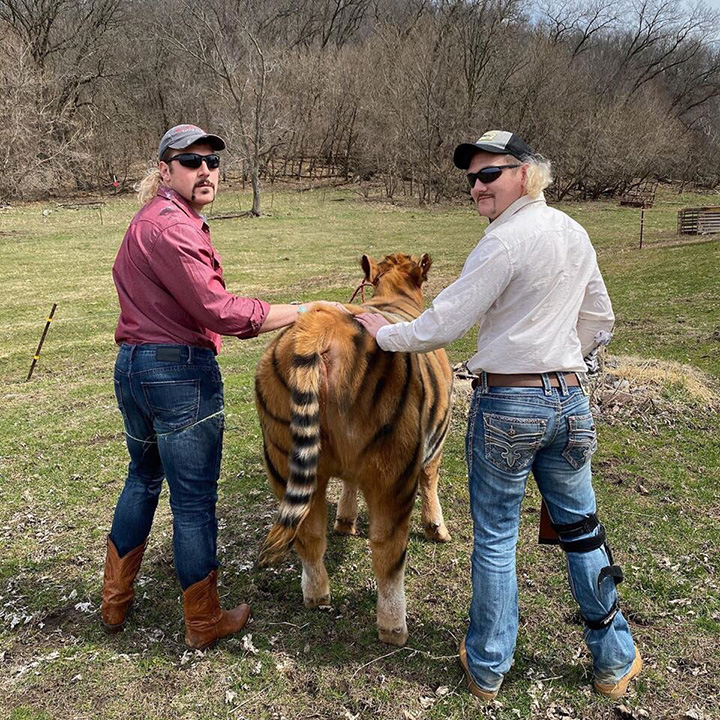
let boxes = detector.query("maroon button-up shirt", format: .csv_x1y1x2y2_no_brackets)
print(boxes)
113,187,270,354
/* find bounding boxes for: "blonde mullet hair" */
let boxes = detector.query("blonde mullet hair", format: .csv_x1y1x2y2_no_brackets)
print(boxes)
136,166,164,206
521,154,553,198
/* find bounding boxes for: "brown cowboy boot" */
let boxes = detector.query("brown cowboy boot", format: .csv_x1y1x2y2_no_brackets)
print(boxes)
101,536,147,632
182,570,251,650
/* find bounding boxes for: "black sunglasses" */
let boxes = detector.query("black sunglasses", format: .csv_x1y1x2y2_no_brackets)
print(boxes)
466,164,520,189
167,153,221,169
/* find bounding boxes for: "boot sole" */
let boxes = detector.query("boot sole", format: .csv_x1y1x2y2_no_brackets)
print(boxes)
102,621,126,634
186,638,219,651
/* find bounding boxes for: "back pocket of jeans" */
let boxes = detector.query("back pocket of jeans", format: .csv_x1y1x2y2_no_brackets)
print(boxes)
562,413,597,470
142,379,200,432
483,412,547,472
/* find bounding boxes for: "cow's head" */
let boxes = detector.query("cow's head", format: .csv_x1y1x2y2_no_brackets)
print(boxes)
360,252,432,306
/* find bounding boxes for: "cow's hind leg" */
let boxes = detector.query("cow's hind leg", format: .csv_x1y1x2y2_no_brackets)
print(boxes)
366,485,415,646
420,454,451,542
294,474,331,608
333,480,359,536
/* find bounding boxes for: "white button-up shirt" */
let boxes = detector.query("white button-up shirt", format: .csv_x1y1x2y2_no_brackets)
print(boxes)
375,193,614,373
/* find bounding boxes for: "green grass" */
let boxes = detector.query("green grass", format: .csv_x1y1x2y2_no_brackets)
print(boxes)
1,185,719,719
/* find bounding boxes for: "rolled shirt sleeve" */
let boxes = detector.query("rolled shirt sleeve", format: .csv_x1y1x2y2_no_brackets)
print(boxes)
376,235,513,353
149,223,270,338
576,263,615,356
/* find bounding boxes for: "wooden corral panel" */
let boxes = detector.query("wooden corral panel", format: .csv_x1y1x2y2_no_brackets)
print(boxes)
677,206,720,235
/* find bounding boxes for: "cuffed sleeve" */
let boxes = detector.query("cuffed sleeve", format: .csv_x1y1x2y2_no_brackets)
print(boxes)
376,235,513,353
149,223,271,338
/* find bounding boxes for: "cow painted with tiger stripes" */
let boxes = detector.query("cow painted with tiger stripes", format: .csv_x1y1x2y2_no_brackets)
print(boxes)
255,252,452,646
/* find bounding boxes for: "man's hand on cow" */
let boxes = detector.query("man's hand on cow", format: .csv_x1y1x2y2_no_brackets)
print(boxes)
355,312,390,338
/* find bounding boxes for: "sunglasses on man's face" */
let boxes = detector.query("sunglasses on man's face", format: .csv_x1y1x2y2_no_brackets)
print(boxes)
466,164,520,189
167,153,221,169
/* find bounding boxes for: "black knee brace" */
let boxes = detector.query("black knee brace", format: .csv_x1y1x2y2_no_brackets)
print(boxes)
552,513,624,629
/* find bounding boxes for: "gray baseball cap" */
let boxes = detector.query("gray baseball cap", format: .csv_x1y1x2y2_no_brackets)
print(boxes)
453,130,533,169
158,124,226,159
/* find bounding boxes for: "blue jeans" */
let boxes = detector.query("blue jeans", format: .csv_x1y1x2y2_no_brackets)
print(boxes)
464,378,636,691
110,344,224,590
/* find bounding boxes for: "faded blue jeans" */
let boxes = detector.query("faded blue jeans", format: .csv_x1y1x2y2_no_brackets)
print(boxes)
464,376,636,691
110,343,224,589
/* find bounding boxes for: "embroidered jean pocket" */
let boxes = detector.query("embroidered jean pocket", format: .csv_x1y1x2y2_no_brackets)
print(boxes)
562,413,597,469
142,379,200,433
483,412,547,473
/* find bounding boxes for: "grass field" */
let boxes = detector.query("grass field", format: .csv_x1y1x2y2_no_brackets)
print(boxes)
1,185,718,720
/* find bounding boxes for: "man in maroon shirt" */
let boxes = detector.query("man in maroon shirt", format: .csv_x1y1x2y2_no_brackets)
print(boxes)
102,124,330,649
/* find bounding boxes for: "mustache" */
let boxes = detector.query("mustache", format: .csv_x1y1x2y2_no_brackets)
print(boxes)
194,181,215,189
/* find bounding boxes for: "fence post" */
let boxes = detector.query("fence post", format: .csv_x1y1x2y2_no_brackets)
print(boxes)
639,208,645,249
26,303,57,381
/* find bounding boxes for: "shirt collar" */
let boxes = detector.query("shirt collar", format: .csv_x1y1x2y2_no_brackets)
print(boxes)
157,186,208,230
484,192,546,234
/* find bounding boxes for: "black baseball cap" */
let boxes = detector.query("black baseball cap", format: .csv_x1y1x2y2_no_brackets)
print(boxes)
453,130,533,169
158,124,226,159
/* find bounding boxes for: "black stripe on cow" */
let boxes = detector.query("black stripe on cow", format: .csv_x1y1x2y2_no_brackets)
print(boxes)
255,379,290,426
374,298,419,318
290,432,320,448
420,354,440,428
278,514,300,529
386,354,414,431
371,352,395,405
372,303,415,319
363,354,412,452
289,449,317,469
288,471,316,486
423,409,451,465
415,354,426,426
282,490,313,506
394,432,423,495
292,353,320,368
388,547,408,577
396,478,419,522
271,345,290,392
268,435,290,457
351,343,383,409
395,286,417,303
291,410,320,427
351,329,365,354
394,297,420,315
263,445,287,488
291,389,317,406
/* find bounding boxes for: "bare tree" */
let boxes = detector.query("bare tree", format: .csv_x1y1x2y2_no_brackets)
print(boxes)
163,2,290,216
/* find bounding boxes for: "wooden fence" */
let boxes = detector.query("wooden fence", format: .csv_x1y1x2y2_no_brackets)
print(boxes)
677,206,720,235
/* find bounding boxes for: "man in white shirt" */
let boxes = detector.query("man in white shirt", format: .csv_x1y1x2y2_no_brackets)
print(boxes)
357,130,641,701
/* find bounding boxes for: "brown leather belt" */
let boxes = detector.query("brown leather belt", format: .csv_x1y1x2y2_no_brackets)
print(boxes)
471,372,581,389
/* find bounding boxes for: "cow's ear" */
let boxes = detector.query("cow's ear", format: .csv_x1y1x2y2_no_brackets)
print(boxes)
419,253,432,282
362,254,380,283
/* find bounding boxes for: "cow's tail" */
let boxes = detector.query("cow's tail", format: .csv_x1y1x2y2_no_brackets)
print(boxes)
259,319,327,566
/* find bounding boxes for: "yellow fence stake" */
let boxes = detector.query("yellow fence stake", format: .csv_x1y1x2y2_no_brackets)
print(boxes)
26,303,57,382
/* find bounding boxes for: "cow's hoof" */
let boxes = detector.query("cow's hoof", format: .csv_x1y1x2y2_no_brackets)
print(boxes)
378,625,408,646
304,593,331,609
333,518,357,536
424,522,451,543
